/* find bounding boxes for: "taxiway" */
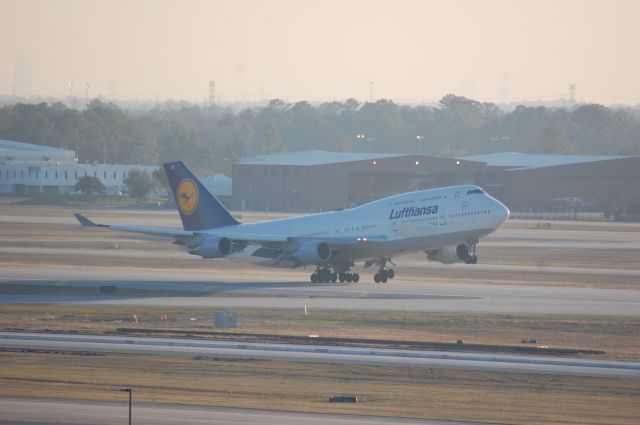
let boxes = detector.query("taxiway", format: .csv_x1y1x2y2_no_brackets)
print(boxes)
2,332,639,378
0,397,478,425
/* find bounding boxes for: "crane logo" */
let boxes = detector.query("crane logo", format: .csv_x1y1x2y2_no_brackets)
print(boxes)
177,179,198,215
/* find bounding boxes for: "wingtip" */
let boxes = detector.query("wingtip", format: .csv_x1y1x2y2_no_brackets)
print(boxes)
74,213,97,227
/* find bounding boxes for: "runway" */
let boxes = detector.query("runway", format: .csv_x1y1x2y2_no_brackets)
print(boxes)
2,332,639,378
2,211,639,318
0,397,482,425
2,265,640,316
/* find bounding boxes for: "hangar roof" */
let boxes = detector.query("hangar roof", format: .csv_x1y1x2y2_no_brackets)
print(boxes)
461,152,634,170
0,139,75,162
239,150,405,166
201,174,232,197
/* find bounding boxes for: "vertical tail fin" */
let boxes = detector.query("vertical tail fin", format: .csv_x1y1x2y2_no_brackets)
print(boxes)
163,161,239,231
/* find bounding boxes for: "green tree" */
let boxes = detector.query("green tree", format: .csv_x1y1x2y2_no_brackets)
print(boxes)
74,175,105,196
125,169,156,199
2,96,640,163
539,118,575,154
261,121,285,154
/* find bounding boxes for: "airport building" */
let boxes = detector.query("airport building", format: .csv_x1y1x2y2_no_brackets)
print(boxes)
462,152,640,210
5,138,636,213
230,150,640,213
0,139,157,195
230,150,486,211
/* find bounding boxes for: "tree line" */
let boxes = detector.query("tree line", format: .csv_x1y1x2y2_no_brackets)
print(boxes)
0,95,638,176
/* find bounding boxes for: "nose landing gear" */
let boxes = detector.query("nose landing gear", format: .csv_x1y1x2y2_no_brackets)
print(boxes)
457,240,479,264
464,239,478,264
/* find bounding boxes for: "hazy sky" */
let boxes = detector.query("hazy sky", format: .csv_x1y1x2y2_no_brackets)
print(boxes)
1,0,639,104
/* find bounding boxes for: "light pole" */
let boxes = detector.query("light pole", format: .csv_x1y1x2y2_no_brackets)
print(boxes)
416,134,424,155
120,387,132,425
355,133,365,151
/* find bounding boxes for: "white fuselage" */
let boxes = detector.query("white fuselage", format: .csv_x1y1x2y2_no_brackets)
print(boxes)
203,185,510,266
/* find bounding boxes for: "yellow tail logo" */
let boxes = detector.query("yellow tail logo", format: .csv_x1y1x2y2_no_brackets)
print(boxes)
177,179,199,215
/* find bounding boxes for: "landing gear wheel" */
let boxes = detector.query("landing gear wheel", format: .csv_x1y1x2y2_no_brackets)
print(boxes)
462,239,478,265
336,265,358,284
464,255,478,264
371,257,395,283
374,267,393,283
311,268,335,283
322,269,331,283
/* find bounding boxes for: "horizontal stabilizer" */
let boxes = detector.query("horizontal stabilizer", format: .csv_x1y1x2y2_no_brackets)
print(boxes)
74,213,99,227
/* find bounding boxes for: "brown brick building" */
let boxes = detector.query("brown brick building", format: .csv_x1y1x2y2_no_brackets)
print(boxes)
463,152,640,210
230,151,486,211
228,150,640,212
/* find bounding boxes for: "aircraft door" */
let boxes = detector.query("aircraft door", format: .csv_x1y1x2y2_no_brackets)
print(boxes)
390,219,400,238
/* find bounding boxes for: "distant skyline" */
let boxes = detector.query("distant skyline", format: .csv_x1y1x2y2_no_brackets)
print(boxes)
1,0,639,105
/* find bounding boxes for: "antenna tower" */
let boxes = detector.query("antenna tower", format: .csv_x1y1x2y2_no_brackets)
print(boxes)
209,81,216,105
569,84,576,103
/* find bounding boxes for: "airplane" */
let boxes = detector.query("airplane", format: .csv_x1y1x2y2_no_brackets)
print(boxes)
75,161,510,284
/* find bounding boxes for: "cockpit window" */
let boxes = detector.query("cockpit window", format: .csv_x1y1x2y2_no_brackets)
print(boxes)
466,189,484,195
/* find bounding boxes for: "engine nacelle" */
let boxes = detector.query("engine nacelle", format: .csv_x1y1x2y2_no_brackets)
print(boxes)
426,245,467,264
190,237,232,259
293,240,332,265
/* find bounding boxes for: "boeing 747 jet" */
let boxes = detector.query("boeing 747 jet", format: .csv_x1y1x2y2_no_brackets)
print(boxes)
75,161,510,283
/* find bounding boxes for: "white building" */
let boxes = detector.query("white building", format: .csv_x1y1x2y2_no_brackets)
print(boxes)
0,139,157,195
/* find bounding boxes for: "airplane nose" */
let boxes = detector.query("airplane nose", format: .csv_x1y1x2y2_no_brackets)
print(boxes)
490,198,510,226
497,200,510,223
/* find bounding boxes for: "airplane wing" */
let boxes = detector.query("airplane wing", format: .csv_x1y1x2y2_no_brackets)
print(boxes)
75,212,386,264
75,213,302,246
316,235,387,245
74,213,195,238
75,213,384,244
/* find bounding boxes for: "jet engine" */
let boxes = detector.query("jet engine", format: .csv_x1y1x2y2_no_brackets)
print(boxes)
293,240,332,265
426,244,468,264
190,237,232,259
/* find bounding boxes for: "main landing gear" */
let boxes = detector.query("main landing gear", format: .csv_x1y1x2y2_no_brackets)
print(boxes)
310,267,336,283
373,267,395,283
372,258,395,283
310,266,360,284
338,270,360,283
